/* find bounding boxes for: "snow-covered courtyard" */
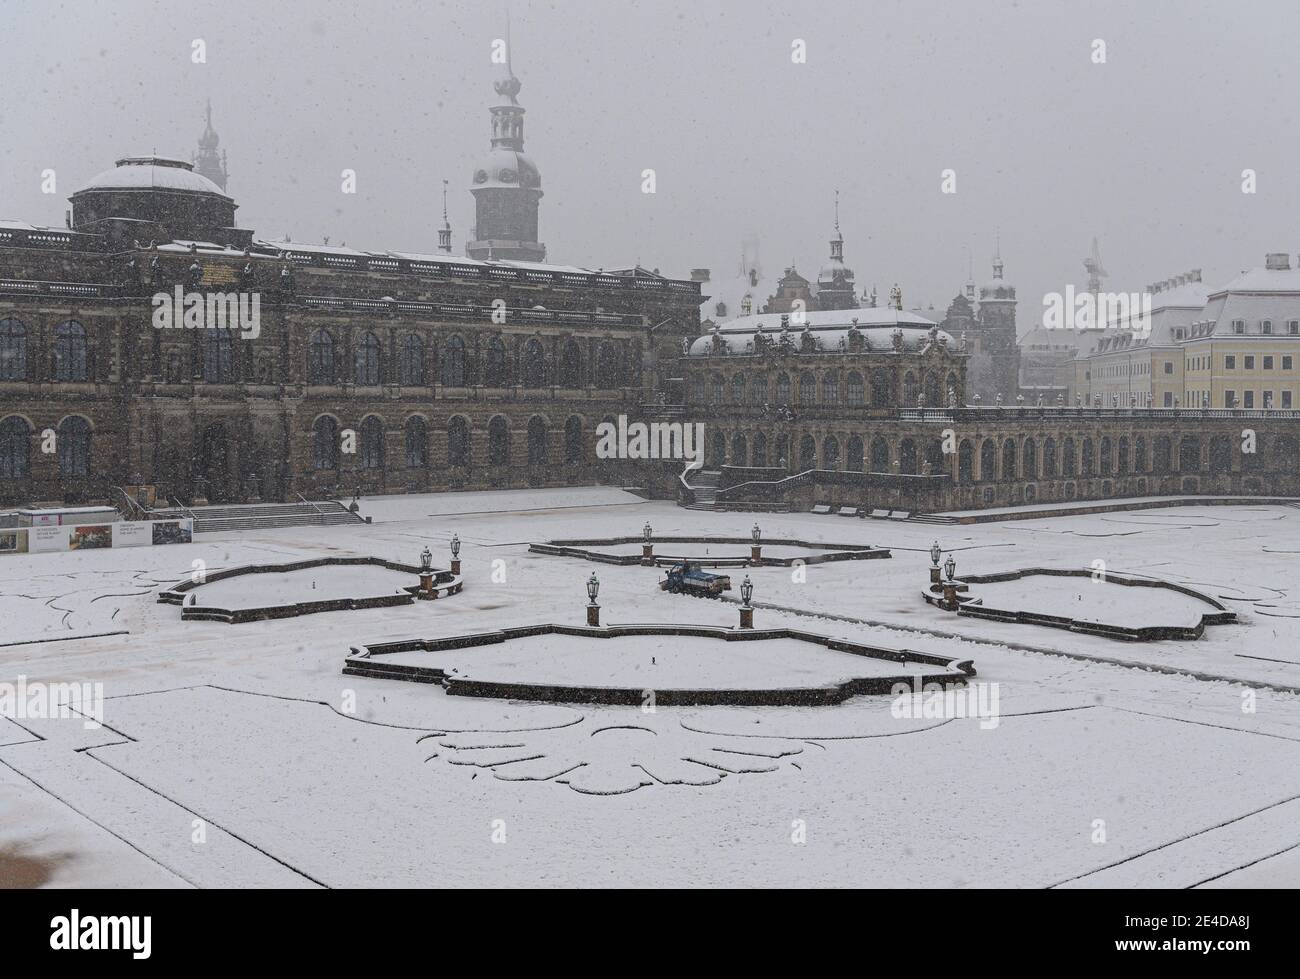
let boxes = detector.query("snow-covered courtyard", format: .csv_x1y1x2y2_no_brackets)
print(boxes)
2,488,1298,887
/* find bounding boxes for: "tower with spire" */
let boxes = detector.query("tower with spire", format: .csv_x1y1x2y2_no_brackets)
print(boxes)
438,179,452,253
466,25,545,262
192,100,229,192
969,237,1021,401
815,190,858,310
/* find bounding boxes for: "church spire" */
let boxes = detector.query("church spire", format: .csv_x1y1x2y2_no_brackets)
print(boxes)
193,99,229,192
438,179,452,253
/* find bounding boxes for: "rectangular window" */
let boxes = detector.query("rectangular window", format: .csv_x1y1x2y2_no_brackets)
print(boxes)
1233,320,1246,334
1264,356,1274,370
1163,361,1173,374
1291,321,1300,335
1163,391,1173,407
1225,389,1236,408
1245,390,1255,408
1225,355,1236,369
1245,355,1255,370
1263,320,1273,335
1285,391,1294,409
1284,356,1294,370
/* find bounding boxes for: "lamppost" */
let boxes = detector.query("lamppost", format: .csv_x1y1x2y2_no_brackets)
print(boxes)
739,574,754,629
642,521,654,565
586,571,601,627
942,554,958,610
450,534,461,575
419,545,434,597
750,522,762,565
929,540,943,586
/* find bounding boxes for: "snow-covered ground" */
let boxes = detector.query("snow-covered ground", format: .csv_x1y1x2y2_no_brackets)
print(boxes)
192,565,413,610
1,492,1298,887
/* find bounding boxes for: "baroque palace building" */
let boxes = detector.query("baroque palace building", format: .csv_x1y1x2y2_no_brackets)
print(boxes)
0,76,702,508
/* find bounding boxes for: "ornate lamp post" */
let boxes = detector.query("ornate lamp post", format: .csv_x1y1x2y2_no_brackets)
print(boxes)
450,534,461,575
750,522,762,565
929,540,943,586
418,545,434,597
942,554,958,610
739,574,754,629
586,571,601,627
642,521,654,565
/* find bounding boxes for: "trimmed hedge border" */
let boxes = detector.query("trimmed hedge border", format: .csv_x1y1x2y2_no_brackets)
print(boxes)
529,535,890,568
342,622,975,707
158,556,463,624
920,567,1235,642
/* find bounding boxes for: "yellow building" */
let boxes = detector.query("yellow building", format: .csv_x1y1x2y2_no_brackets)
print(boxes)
1180,254,1300,410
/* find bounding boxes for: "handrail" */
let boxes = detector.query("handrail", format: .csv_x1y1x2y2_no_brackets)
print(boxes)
113,486,148,521
297,492,328,525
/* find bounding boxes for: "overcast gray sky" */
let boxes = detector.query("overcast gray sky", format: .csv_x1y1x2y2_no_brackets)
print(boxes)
3,0,1298,331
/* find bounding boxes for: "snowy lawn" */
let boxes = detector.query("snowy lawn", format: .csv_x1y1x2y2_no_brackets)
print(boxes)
188,565,415,610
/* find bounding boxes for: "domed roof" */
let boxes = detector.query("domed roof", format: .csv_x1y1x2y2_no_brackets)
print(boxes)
74,157,230,198
472,147,542,191
980,280,1016,299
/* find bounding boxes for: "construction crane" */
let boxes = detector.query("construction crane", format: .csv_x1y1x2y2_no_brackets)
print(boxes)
1084,237,1107,295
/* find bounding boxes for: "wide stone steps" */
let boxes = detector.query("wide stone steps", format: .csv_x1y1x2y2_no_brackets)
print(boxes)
147,500,365,534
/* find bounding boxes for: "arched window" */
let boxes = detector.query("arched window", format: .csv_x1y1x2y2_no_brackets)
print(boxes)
870,369,891,408
731,373,746,405
709,431,726,467
564,415,583,464
980,439,998,480
0,416,31,478
775,373,791,404
775,434,790,468
400,334,425,386
204,329,234,383
709,373,725,404
488,416,510,465
900,438,918,474
448,416,471,467
902,371,918,406
751,375,767,404
1081,438,1095,476
958,440,975,482
822,372,839,405
1100,437,1113,475
596,342,621,385
355,332,382,385
0,318,28,381
846,372,864,406
1002,439,1017,479
1043,437,1058,477
799,434,817,470
1062,438,1077,476
870,436,890,472
731,433,747,466
57,416,90,477
847,435,864,471
752,432,768,467
1134,436,1148,473
559,339,583,387
309,330,336,383
359,416,385,470
441,335,466,387
823,436,840,469
522,339,548,388
1023,438,1037,478
799,372,816,405
527,416,548,465
312,416,339,470
484,336,508,386
404,416,427,468
690,374,706,404
54,321,88,382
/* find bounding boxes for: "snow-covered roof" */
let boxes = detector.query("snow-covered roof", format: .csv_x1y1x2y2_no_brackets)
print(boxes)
689,308,949,356
74,157,231,198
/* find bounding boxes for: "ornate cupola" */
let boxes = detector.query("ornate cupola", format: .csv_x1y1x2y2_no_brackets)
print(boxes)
466,37,545,263
815,190,858,311
192,99,229,192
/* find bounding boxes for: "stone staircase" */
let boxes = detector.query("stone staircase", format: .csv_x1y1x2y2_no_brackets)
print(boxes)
906,512,960,526
681,470,721,511
147,500,366,534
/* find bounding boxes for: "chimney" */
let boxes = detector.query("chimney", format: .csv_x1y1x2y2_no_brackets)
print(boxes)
1265,252,1290,271
690,268,711,283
